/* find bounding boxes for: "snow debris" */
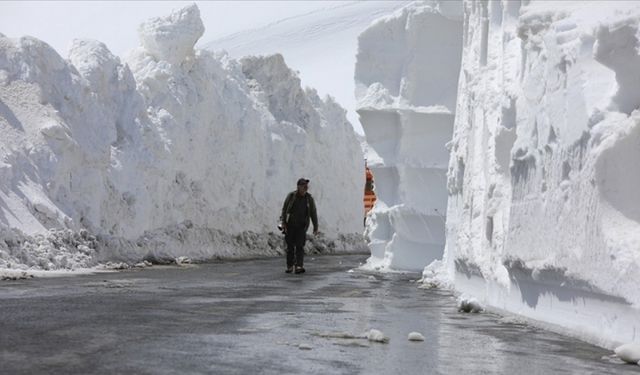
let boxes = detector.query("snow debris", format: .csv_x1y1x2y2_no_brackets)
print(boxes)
457,296,483,314
102,262,131,270
312,330,386,346
134,260,153,268
614,343,640,365
174,256,192,266
0,228,98,271
407,332,425,342
0,270,33,281
365,329,389,343
600,354,627,365
419,259,451,289
298,343,313,350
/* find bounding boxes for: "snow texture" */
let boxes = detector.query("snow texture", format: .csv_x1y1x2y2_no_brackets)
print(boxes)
0,4,364,272
357,0,640,348
356,1,463,272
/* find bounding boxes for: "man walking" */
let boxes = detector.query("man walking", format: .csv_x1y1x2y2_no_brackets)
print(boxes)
280,178,318,274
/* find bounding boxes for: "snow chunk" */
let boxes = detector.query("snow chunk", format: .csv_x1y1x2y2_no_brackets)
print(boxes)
137,4,204,65
419,259,452,289
407,332,425,341
298,343,313,350
365,329,389,343
614,343,640,365
175,256,192,266
457,296,483,313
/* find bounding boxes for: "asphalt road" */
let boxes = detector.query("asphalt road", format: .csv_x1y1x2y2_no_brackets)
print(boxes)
0,254,636,374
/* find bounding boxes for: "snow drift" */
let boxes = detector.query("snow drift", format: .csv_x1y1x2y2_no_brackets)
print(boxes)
358,0,640,348
0,4,364,272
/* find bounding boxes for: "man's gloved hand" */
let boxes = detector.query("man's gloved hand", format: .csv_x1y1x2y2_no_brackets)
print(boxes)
278,223,287,234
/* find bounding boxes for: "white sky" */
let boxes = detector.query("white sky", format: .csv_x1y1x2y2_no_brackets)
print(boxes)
0,1,347,57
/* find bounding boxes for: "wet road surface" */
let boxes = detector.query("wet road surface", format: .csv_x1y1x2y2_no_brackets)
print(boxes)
0,254,637,374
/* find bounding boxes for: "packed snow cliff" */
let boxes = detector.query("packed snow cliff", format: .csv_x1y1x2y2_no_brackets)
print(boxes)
0,4,364,272
358,0,640,348
357,1,463,272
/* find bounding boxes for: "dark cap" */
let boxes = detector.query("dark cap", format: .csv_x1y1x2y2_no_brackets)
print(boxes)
297,178,310,186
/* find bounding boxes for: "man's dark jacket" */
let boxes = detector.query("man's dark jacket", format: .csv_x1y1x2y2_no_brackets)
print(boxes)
280,191,318,232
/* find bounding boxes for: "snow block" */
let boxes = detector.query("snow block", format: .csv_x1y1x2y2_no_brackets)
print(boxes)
137,4,204,65
357,2,463,272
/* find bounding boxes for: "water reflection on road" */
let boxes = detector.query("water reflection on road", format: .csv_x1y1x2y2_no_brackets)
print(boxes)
0,254,635,374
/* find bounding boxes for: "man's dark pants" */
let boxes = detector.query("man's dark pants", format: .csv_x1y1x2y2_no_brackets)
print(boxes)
285,225,306,268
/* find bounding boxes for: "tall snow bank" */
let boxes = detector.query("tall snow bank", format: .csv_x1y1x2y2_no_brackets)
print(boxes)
0,4,364,271
442,0,640,348
357,0,640,347
355,1,463,271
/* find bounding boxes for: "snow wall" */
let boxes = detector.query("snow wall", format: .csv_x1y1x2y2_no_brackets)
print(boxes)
358,0,640,348
356,1,463,272
0,4,364,271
